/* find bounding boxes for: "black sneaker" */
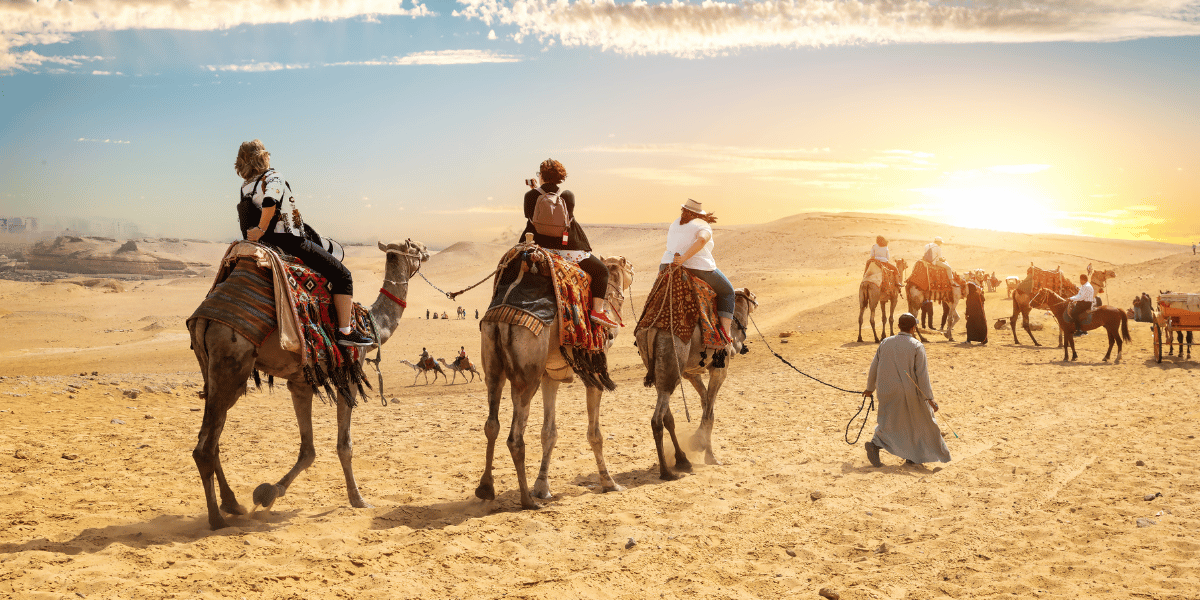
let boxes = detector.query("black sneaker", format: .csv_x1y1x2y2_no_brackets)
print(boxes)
865,441,883,468
336,329,375,347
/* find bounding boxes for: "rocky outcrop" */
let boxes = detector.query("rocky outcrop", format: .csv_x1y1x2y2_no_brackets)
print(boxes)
26,236,209,277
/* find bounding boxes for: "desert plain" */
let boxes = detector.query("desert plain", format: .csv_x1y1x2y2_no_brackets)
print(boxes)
0,212,1197,599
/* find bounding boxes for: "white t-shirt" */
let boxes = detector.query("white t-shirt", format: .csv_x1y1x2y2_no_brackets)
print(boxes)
870,244,890,262
242,169,302,237
661,218,716,271
1070,282,1095,304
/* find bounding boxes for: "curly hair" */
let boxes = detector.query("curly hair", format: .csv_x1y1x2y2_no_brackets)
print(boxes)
235,139,271,181
539,159,567,185
680,207,717,225
876,235,888,247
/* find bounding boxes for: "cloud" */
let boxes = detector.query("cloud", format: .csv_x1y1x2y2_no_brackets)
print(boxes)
205,50,519,72
77,137,131,144
453,0,1200,57
91,69,123,75
1,0,433,72
988,164,1052,174
425,205,523,215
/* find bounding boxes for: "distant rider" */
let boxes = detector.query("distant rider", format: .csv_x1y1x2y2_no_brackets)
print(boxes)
1068,274,1094,335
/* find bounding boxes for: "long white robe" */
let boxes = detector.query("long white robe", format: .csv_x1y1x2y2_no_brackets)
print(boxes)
864,333,951,464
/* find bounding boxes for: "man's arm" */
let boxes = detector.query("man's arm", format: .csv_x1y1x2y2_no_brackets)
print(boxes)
863,351,880,398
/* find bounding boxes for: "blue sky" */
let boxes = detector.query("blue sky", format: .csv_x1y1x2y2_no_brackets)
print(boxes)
2,1,1199,246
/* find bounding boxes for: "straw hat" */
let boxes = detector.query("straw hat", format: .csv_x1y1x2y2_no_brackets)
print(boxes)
681,199,706,215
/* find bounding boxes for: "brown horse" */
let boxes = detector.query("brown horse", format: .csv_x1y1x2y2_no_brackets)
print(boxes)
1029,289,1130,362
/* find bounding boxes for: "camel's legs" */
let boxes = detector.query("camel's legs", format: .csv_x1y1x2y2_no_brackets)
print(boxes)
532,377,560,499
584,384,623,493
651,335,689,480
651,385,681,481
192,323,256,530
255,379,317,508
506,374,541,509
335,391,371,508
474,348,506,501
696,368,727,465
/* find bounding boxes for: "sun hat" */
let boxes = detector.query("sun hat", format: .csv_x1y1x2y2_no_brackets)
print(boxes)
933,236,943,244
681,199,706,215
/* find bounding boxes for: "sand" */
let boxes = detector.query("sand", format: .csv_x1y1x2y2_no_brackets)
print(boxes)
1,212,1197,599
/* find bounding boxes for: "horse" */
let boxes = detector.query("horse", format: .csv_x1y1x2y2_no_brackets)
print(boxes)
1029,289,1130,362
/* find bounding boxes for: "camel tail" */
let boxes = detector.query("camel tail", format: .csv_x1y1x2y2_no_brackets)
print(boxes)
188,318,211,401
859,281,871,308
636,329,656,388
1121,310,1131,342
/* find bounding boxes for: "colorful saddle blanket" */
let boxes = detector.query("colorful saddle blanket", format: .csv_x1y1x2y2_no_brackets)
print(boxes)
189,241,372,404
482,243,613,390
419,357,437,370
863,259,900,291
1019,266,1079,298
906,260,959,303
634,265,730,351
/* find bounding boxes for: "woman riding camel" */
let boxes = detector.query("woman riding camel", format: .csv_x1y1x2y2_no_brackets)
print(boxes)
868,235,899,280
660,199,736,341
235,139,372,347
520,158,619,328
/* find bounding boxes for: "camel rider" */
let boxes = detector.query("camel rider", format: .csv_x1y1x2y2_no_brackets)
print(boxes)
868,235,899,280
454,346,469,369
661,199,736,343
1068,273,1095,335
419,347,431,368
922,237,954,283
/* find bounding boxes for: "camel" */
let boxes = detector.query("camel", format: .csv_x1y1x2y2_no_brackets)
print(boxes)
189,239,428,530
636,288,757,480
475,253,634,509
437,357,480,383
1087,266,1117,305
857,260,900,343
400,358,446,385
1009,266,1078,347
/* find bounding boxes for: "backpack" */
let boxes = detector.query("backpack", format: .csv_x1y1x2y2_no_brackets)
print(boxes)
530,187,572,240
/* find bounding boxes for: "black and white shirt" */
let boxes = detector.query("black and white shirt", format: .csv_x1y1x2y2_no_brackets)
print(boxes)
242,169,303,237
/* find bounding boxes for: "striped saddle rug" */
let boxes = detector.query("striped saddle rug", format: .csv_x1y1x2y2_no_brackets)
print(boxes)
188,242,372,404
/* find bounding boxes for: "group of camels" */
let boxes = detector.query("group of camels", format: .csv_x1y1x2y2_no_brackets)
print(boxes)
857,255,1124,359
189,239,755,529
399,356,480,384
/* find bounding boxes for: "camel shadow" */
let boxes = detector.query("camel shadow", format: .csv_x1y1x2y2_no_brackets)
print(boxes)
839,461,936,476
840,341,881,348
0,509,307,556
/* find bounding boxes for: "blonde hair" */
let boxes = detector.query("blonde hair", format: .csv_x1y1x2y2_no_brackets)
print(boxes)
539,159,567,184
235,139,271,181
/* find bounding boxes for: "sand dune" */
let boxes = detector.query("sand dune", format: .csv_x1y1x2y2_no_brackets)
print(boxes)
0,213,1197,599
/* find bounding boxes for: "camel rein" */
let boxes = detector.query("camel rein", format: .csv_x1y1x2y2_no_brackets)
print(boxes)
742,312,869,445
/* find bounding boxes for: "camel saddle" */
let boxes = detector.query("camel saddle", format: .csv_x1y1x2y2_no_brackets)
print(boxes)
906,260,960,303
419,357,437,371
634,265,731,351
189,241,372,401
1018,266,1079,299
481,243,614,390
863,258,900,292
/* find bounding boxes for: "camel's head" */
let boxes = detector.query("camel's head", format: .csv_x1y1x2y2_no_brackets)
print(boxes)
602,255,634,292
732,288,758,355
896,257,907,271
378,239,430,276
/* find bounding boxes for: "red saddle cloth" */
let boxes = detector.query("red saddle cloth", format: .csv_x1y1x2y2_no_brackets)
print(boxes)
189,243,372,404
864,258,900,291
635,265,730,351
419,357,437,370
906,261,958,303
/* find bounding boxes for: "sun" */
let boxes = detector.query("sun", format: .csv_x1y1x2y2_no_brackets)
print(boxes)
914,186,1075,236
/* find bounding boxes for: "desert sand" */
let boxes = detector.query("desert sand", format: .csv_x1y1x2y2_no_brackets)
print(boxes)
1,212,1197,599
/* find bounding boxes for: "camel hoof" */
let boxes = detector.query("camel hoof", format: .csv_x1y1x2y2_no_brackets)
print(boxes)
602,483,626,493
705,453,722,466
532,481,552,499
520,499,544,510
220,501,249,516
674,457,694,472
252,483,280,509
208,516,231,530
474,484,496,501
350,498,373,509
659,470,682,481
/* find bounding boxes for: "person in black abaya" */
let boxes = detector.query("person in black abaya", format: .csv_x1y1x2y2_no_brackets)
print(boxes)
965,281,988,344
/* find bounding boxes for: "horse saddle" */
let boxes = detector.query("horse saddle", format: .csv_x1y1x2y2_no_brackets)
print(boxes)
1065,301,1095,327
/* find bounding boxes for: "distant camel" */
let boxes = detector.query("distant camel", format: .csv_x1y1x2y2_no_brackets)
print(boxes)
1010,265,1079,347
857,260,900,343
1087,265,1116,305
438,357,480,383
475,253,634,509
637,288,757,480
188,239,428,529
400,359,446,385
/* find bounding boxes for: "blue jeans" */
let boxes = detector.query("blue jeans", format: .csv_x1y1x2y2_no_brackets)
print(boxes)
660,263,735,319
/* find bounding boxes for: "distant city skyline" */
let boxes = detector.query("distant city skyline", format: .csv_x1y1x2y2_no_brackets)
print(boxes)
2,1,1198,247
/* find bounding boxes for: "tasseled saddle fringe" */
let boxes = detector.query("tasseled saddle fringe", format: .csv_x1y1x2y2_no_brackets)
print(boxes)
560,346,616,392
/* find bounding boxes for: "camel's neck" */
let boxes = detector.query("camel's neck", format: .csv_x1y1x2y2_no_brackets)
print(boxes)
367,253,410,346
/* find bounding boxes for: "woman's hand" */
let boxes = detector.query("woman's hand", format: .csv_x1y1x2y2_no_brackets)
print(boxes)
247,227,263,242
671,253,683,266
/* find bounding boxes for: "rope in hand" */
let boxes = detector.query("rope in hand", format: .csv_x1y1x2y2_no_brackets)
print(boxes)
743,312,871,445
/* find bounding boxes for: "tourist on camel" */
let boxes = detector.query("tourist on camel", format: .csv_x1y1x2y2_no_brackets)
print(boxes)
235,139,372,347
922,236,954,283
418,347,431,368
867,235,899,280
454,346,470,369
660,199,736,342
1068,273,1095,336
520,159,619,329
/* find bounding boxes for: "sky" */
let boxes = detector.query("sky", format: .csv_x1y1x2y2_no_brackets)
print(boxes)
2,0,1199,248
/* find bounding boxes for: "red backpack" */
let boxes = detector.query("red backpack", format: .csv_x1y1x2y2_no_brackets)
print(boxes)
530,187,572,242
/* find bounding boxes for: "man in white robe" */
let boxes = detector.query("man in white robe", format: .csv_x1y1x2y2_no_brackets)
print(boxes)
862,313,951,466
